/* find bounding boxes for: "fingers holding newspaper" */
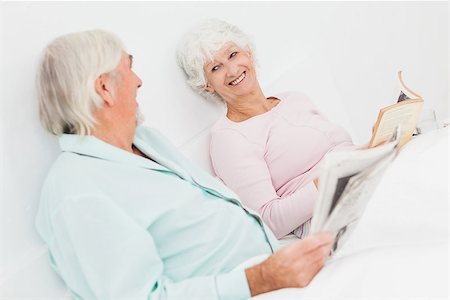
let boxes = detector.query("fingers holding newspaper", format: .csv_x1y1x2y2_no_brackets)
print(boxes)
313,177,320,189
245,232,335,296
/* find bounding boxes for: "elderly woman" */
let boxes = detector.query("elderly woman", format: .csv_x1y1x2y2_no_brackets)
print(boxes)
177,19,356,239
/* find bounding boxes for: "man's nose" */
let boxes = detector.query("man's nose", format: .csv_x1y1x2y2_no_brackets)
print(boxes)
136,76,143,88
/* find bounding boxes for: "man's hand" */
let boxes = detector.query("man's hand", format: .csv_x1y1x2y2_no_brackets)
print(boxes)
245,232,335,296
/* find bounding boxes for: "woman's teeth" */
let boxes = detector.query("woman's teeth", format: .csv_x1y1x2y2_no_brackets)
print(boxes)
230,72,246,86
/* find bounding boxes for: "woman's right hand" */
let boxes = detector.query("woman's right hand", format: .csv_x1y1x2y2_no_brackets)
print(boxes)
313,178,319,189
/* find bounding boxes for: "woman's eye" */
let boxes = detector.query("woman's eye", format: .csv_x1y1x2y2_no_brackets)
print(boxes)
230,51,238,58
211,65,220,72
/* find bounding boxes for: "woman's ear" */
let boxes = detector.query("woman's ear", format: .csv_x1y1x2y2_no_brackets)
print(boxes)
95,74,115,106
204,83,215,93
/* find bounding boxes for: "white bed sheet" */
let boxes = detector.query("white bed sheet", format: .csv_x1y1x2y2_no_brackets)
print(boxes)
254,128,449,300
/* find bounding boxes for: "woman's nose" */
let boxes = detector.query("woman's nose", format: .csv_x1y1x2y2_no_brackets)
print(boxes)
225,63,239,78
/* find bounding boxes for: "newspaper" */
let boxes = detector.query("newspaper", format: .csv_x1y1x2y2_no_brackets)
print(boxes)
311,127,401,254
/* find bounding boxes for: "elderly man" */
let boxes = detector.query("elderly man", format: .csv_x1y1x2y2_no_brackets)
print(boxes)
35,30,334,300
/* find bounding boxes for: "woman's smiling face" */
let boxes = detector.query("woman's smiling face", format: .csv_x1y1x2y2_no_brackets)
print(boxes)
203,43,258,102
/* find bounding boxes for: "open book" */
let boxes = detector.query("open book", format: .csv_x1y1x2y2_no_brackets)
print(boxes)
310,127,401,255
369,71,424,148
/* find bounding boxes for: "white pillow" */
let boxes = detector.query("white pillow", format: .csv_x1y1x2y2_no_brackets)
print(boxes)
264,53,357,142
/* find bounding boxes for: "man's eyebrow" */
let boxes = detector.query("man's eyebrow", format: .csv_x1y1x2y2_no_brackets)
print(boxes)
128,54,133,67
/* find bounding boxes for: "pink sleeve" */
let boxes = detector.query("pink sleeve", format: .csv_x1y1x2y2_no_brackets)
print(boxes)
210,129,316,239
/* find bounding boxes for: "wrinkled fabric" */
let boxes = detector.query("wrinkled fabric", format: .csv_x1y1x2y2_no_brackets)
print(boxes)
210,91,355,238
35,126,278,300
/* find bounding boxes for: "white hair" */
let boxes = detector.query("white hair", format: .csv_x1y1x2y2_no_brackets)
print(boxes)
176,19,255,102
36,30,125,135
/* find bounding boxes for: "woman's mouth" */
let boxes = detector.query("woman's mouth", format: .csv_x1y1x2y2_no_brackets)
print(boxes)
229,71,246,86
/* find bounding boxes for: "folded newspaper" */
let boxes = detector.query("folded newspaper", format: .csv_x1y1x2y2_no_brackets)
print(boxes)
311,127,401,255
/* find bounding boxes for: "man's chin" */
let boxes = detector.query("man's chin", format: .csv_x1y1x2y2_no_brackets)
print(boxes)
135,108,145,127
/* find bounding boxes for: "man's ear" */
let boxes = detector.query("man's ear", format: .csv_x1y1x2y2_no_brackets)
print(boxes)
95,74,115,106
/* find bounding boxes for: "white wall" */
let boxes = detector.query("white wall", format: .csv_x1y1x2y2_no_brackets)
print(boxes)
0,2,448,298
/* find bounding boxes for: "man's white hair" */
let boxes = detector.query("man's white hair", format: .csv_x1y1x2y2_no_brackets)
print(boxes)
36,30,125,135
176,19,255,102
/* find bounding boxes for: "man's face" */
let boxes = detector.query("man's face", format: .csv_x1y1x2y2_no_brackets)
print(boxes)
111,52,142,125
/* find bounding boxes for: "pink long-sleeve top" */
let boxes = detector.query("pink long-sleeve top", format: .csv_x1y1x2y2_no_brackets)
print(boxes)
210,91,355,238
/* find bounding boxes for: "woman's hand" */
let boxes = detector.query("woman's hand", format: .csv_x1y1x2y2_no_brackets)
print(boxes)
313,178,320,189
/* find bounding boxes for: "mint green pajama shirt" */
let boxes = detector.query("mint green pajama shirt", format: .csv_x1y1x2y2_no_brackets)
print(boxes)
35,126,279,300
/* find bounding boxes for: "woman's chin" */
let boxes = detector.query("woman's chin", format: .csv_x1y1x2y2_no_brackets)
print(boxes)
232,84,257,97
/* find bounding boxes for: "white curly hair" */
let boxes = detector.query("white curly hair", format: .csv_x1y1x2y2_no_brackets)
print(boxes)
176,19,255,102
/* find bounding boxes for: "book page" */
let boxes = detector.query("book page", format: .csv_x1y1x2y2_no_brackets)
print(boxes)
369,100,423,148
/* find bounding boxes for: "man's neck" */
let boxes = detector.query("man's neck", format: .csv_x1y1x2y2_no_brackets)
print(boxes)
91,107,137,153
92,125,136,154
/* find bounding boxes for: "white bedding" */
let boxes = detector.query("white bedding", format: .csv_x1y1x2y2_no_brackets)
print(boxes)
254,128,449,300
